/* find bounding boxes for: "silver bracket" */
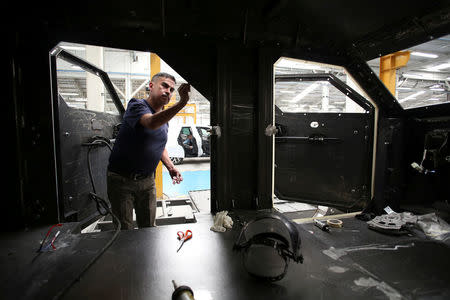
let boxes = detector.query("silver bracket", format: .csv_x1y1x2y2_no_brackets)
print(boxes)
265,124,278,136
209,125,222,137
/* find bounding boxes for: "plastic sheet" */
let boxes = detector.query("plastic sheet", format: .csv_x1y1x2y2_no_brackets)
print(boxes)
416,213,450,241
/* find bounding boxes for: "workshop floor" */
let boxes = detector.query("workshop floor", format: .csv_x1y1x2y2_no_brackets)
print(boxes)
163,157,210,198
4,157,446,299
3,209,448,300
2,189,450,300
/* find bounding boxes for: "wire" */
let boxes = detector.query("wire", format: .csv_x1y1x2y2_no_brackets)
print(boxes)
84,138,113,194
37,223,62,252
83,137,115,216
438,133,448,153
53,137,120,300
86,147,96,194
90,192,110,216
52,203,121,300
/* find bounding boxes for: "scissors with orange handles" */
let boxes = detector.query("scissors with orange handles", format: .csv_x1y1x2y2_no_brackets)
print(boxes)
176,230,192,252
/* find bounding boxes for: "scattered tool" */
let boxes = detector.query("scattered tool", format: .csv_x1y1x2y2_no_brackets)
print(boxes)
172,280,195,300
38,223,62,252
327,219,343,228
176,230,193,252
314,219,330,232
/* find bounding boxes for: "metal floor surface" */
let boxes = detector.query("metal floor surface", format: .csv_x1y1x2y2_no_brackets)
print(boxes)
1,210,449,300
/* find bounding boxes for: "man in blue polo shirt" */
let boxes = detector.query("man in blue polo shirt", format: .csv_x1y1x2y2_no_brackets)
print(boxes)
108,72,190,229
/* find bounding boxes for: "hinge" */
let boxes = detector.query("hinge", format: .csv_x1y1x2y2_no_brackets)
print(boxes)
265,124,278,136
209,125,221,137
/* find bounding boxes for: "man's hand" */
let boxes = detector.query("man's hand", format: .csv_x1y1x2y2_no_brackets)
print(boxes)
178,83,190,104
169,167,183,184
161,148,183,184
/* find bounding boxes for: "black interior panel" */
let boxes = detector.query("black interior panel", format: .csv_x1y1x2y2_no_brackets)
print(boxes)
56,96,121,224
275,112,372,210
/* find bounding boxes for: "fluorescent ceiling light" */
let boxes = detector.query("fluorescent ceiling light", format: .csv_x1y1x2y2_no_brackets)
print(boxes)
60,45,86,51
427,63,450,71
428,98,440,101
397,87,412,90
279,90,296,94
402,73,424,79
399,90,426,102
411,51,438,58
429,84,445,91
71,65,82,70
276,59,323,70
60,92,79,96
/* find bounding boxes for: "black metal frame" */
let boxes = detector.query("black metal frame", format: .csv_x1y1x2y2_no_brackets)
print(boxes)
51,47,125,117
403,102,450,118
49,47,125,224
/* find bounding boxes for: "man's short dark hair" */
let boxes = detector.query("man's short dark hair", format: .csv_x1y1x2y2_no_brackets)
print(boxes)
151,72,176,84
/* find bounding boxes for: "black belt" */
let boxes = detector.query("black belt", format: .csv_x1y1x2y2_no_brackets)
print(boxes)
108,166,151,181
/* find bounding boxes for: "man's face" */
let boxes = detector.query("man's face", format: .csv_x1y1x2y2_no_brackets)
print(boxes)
149,76,176,105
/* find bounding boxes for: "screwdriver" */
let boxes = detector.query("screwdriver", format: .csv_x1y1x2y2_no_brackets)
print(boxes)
172,280,195,300
314,219,330,232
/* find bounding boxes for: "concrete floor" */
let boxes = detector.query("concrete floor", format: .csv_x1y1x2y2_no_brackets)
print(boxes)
163,157,211,198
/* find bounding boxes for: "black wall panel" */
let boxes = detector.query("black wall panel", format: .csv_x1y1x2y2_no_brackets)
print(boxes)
6,25,59,230
214,45,259,211
403,117,450,208
366,117,406,214
56,98,121,224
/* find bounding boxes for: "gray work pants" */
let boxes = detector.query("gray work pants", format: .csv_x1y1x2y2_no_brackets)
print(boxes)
107,171,157,230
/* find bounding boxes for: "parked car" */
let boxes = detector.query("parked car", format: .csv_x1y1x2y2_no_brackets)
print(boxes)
166,124,211,165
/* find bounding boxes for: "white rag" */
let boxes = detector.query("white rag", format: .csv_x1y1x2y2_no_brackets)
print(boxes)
210,210,234,232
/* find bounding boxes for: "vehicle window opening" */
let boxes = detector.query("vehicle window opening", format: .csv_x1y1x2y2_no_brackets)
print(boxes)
53,42,211,233
272,57,375,221
366,34,450,110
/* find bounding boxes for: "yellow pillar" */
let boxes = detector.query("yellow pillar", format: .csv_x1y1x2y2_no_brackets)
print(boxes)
151,53,164,199
379,51,410,95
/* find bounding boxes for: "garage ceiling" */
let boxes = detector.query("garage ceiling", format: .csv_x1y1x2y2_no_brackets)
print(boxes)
274,35,450,112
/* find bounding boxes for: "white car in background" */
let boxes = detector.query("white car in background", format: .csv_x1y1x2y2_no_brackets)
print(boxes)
166,124,211,165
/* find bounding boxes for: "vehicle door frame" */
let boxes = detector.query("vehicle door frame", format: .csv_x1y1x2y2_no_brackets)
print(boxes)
273,73,375,210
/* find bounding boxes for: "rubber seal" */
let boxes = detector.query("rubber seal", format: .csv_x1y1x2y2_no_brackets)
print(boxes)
326,219,343,228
